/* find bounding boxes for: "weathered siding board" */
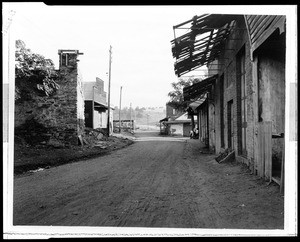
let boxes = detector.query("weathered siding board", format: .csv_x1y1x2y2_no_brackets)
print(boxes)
257,121,272,180
257,123,265,177
252,55,259,174
246,15,256,26
280,141,285,194
264,121,272,181
250,17,275,43
250,15,267,31
252,16,281,44
245,15,286,53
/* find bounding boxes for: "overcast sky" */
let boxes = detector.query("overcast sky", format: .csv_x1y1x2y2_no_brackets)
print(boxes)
8,3,294,108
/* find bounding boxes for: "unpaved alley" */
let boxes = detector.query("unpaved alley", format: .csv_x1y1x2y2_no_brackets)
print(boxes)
13,131,284,228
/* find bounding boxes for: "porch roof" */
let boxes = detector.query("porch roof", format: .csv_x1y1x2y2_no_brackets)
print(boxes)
94,102,108,111
188,93,208,111
183,74,217,101
171,14,240,77
165,120,192,124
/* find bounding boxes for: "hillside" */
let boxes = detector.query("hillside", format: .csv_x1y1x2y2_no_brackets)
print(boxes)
113,106,166,127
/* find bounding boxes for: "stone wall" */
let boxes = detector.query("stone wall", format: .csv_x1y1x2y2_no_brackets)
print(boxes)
15,50,85,146
209,17,285,174
209,16,255,169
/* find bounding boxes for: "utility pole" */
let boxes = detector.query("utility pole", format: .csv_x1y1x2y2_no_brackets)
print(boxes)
92,86,95,129
119,86,122,133
107,45,112,137
130,102,132,133
147,114,149,130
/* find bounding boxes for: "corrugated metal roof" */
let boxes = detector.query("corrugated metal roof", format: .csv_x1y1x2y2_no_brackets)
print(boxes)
171,14,240,77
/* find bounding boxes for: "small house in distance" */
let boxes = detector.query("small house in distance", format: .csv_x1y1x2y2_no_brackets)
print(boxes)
166,112,197,137
159,103,195,136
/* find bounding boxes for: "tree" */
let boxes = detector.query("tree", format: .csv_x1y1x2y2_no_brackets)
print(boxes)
167,77,202,112
15,40,60,102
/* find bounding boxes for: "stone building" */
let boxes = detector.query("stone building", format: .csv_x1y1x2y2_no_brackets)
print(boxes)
15,49,85,146
172,14,286,190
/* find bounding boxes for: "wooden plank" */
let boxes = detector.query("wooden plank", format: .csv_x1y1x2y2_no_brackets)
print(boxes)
280,139,285,194
251,16,285,52
251,15,277,44
250,16,274,41
250,15,269,35
249,15,263,30
246,15,256,27
257,123,261,177
257,123,265,177
264,121,272,181
250,16,275,43
252,56,259,175
261,123,265,178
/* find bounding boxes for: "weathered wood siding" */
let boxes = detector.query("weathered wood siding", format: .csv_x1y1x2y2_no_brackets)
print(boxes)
245,15,285,52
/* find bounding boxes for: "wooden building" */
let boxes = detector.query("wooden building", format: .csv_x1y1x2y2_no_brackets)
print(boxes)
165,112,196,137
83,77,113,134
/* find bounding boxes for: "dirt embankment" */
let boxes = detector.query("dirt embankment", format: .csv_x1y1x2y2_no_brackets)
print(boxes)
14,132,134,175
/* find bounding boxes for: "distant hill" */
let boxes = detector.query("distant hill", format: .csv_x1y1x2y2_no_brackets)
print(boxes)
113,106,166,127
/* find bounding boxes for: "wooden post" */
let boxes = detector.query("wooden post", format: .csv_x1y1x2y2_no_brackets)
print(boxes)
119,86,122,133
130,102,132,132
92,86,95,129
107,46,112,136
191,112,195,129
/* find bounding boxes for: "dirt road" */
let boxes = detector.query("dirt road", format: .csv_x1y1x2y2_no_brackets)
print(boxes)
13,131,284,228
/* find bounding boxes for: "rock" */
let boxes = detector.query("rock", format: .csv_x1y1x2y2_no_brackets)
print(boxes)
47,138,65,148
97,133,104,140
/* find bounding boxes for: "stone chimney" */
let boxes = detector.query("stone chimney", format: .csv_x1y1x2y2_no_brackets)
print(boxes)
55,49,85,145
58,50,83,70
